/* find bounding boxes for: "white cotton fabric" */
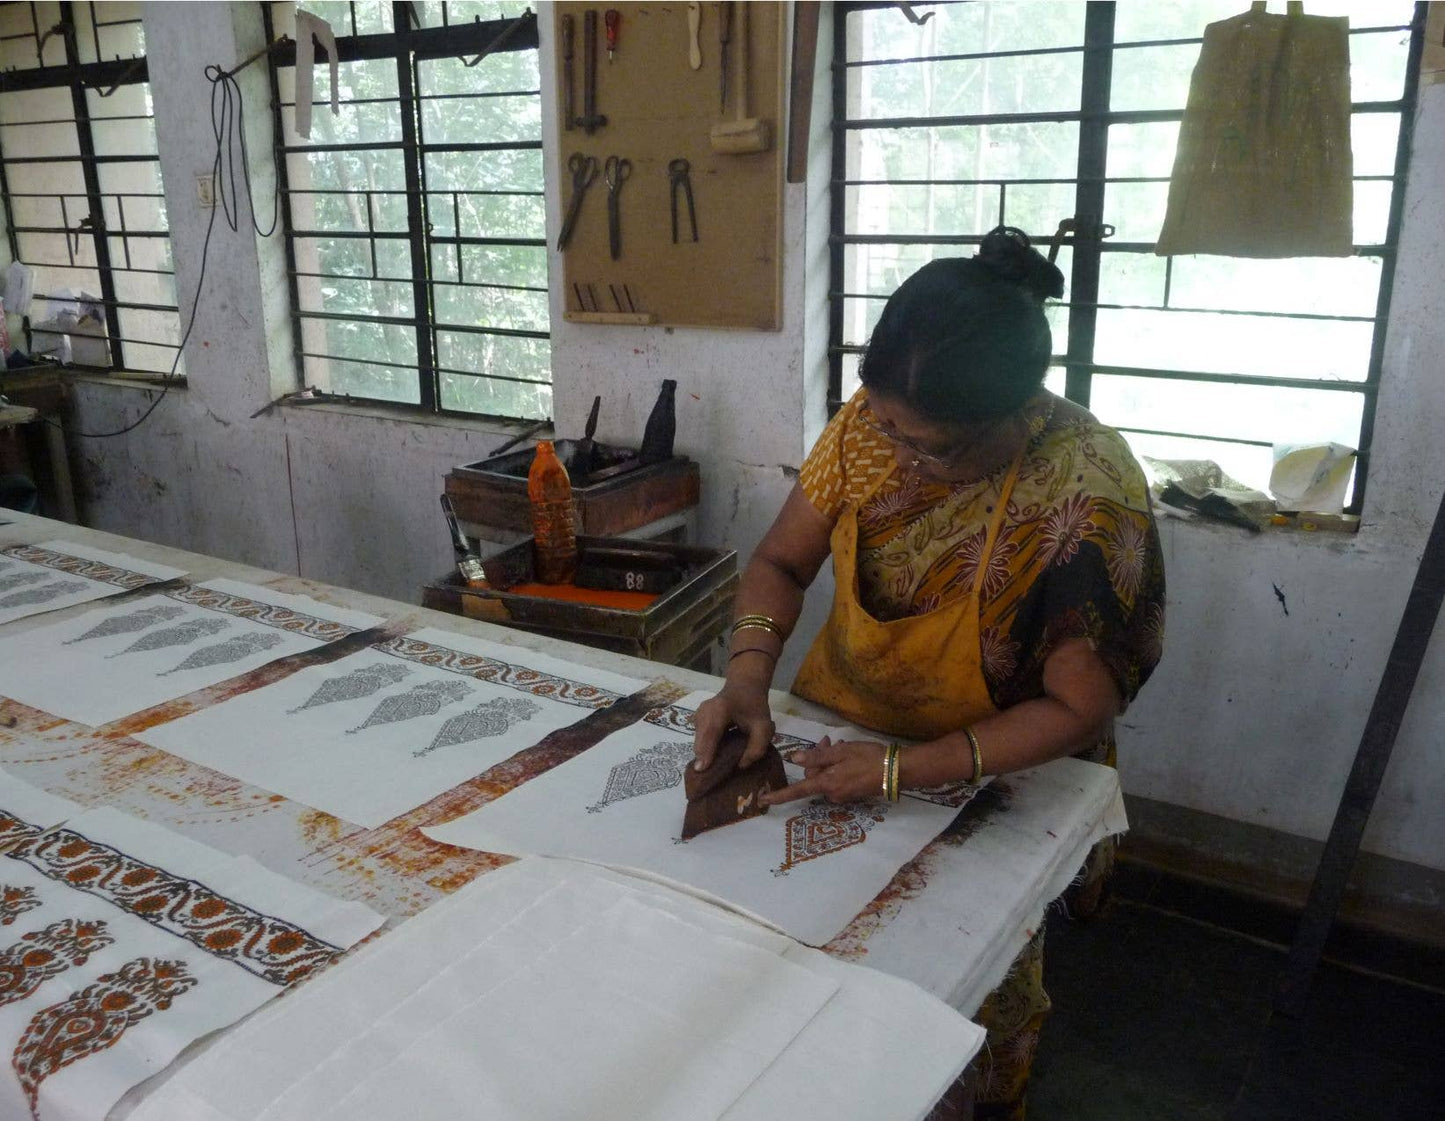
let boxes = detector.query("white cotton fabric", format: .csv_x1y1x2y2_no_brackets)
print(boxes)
422,691,962,946
0,807,382,1121
0,541,185,628
135,631,648,829
127,859,984,1121
0,580,383,728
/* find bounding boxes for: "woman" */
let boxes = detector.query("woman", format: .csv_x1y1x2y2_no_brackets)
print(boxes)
692,227,1164,1119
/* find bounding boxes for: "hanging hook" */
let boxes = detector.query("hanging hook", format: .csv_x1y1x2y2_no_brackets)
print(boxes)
461,8,536,68
35,20,67,60
896,4,934,26
89,55,145,98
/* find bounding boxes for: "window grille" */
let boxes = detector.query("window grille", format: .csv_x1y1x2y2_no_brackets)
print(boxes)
830,1,1426,509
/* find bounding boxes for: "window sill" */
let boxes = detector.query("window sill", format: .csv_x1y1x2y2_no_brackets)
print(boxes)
65,370,185,392
277,395,552,442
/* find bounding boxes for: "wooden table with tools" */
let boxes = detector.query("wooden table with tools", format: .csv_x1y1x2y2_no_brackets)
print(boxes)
0,511,1125,1118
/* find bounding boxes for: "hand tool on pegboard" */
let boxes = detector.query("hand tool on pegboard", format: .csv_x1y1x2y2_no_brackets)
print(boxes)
576,9,607,133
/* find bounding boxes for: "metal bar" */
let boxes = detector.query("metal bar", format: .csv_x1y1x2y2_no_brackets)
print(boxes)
30,293,179,314
2,154,160,166
1352,2,1427,513
839,22,1412,70
265,14,538,67
425,234,545,249
434,368,552,387
279,139,541,155
434,322,548,341
263,1,306,392
1276,477,1445,1015
394,10,436,412
827,0,849,414
836,100,1408,132
1067,2,1113,407
0,54,148,93
837,173,1398,186
831,290,1376,324
61,1,124,371
87,0,101,63
280,186,542,198
1060,360,1377,395
1114,425,1275,449
7,223,171,238
116,192,130,270
274,88,543,109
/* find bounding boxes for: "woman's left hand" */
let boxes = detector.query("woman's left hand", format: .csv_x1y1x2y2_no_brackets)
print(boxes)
760,735,889,806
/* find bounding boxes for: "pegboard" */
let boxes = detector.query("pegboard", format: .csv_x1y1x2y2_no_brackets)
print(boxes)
554,1,785,331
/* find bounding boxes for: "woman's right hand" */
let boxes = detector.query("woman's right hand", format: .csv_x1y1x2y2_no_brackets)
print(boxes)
692,682,776,772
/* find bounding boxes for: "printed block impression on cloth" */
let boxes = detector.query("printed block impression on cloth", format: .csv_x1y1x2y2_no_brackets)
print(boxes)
0,578,384,728
424,692,968,946
0,541,186,628
137,627,648,829
0,805,382,1121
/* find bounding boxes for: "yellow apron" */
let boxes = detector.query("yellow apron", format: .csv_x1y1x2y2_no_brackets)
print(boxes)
793,448,1025,742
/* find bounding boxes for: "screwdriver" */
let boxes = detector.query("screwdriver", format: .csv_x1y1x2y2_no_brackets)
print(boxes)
604,9,620,62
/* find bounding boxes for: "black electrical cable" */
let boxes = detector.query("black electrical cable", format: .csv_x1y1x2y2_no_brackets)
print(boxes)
52,56,277,439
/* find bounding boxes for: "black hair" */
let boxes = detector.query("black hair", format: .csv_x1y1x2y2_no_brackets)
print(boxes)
858,226,1065,424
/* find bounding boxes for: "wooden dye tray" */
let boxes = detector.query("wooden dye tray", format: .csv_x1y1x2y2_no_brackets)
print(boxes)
421,536,737,672
443,442,700,536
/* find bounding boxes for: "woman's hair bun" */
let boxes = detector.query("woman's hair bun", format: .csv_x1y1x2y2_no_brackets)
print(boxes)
975,225,1065,302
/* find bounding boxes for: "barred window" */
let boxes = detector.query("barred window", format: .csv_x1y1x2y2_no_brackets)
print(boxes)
265,1,549,421
0,0,180,374
830,1,1425,509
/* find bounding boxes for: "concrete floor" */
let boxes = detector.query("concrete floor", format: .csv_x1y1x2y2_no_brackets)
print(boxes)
1030,874,1445,1120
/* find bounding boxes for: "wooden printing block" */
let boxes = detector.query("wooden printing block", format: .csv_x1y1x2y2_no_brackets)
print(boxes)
681,727,787,839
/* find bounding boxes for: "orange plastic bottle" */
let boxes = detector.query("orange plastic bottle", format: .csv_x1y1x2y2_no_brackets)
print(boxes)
527,440,577,584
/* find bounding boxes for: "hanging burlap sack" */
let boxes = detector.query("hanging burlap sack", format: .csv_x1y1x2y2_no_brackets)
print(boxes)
1155,1,1353,258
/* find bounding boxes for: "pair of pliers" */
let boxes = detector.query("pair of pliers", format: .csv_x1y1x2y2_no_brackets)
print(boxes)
669,158,698,244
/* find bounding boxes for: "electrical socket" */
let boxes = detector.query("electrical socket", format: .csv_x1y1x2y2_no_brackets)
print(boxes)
195,174,215,208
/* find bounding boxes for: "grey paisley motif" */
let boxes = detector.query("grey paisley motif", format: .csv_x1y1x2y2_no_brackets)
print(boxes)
287,663,412,715
414,696,542,758
158,631,283,676
587,741,697,813
107,616,230,658
0,570,48,594
346,679,473,734
64,603,187,645
0,579,86,609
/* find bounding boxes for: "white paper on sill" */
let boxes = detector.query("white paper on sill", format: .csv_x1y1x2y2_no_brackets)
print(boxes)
292,10,338,139
0,579,382,728
129,859,984,1121
0,539,185,628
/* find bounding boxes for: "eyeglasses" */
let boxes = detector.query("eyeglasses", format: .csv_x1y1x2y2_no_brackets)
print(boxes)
856,403,966,469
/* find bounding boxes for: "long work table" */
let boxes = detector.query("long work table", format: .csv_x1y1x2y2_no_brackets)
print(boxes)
0,511,1126,1118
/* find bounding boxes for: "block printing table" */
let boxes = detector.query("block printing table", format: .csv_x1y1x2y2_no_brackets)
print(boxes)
0,511,1126,1117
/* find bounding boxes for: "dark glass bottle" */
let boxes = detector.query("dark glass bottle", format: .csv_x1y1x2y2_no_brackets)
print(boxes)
639,379,677,464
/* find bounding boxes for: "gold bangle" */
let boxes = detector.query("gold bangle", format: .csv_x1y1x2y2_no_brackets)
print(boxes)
883,743,901,802
964,726,984,786
732,620,783,642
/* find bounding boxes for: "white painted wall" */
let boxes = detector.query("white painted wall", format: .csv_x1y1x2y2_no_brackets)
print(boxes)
11,4,1445,876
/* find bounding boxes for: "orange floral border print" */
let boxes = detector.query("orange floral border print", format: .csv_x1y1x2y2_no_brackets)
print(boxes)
0,545,163,591
7,827,343,986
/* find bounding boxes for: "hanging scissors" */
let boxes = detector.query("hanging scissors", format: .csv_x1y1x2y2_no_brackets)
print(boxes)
557,152,599,251
604,155,632,261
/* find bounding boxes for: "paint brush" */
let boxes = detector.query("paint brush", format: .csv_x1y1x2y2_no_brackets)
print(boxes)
440,494,487,587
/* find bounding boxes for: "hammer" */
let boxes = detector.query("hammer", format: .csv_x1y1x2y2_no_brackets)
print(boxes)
575,9,607,135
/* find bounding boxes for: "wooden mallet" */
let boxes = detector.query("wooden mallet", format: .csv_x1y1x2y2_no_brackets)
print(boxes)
710,1,771,155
